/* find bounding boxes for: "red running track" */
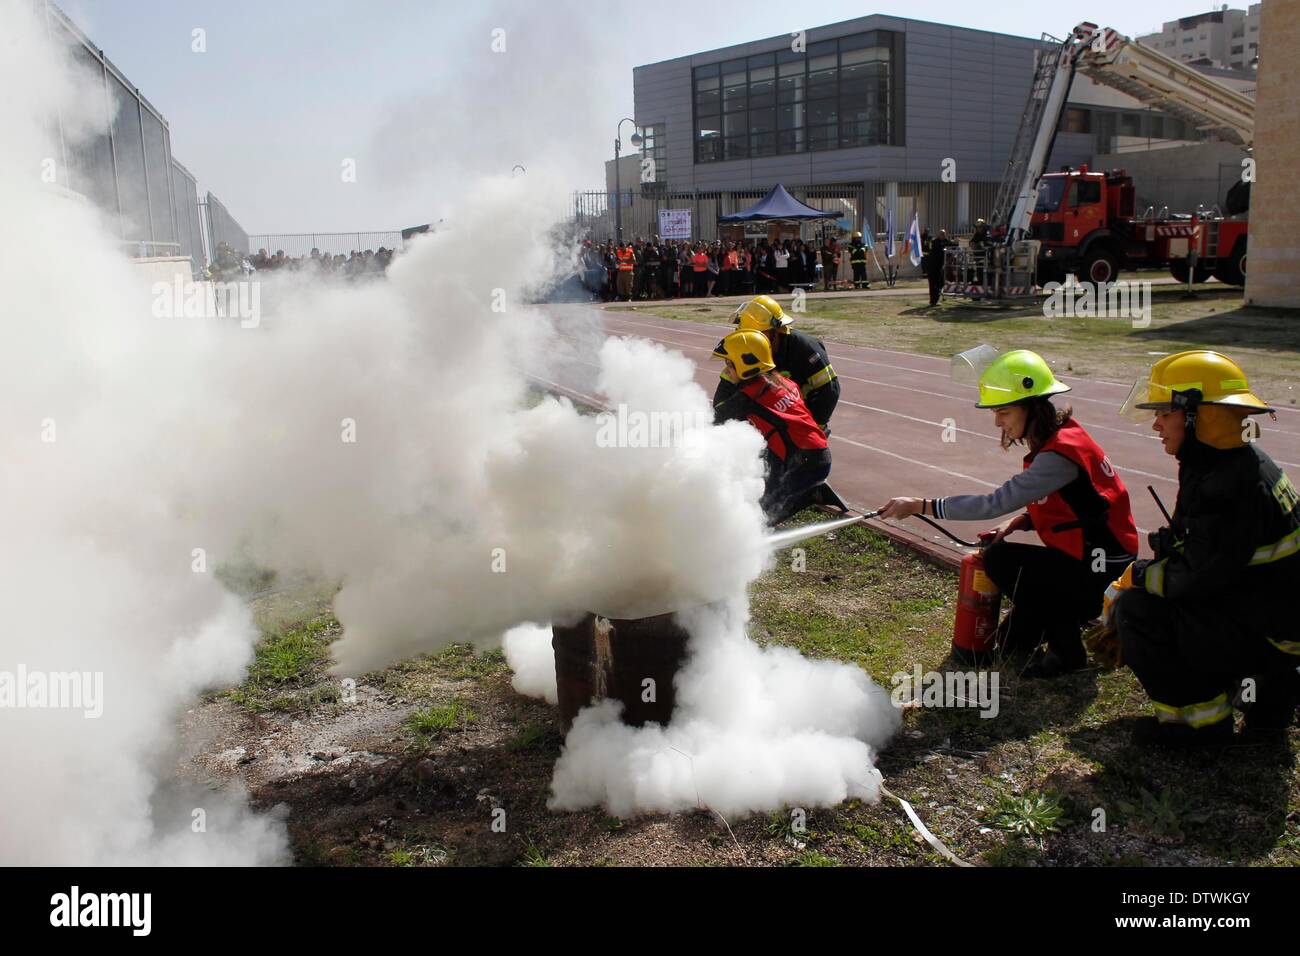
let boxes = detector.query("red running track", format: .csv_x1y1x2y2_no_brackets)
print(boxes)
539,305,1300,564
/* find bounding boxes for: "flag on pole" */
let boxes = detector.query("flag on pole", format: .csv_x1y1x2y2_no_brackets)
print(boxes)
906,212,923,268
885,206,896,259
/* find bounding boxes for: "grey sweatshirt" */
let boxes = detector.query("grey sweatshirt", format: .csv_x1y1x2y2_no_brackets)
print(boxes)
933,451,1077,523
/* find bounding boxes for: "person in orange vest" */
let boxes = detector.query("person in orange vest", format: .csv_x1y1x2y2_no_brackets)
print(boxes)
879,347,1139,676
615,242,635,301
690,244,709,298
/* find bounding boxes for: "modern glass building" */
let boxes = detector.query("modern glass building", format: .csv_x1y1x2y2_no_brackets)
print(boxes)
600,14,1215,240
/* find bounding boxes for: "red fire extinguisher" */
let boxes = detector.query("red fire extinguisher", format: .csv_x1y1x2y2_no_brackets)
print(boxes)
904,514,1004,665
952,547,1002,666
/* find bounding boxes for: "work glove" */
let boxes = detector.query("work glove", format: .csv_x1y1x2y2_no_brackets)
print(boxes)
1148,526,1181,561
1082,563,1135,670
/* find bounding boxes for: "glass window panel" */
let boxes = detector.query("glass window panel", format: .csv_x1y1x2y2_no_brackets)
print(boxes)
748,86,775,109
808,40,836,56
777,102,804,129
779,57,805,76
695,63,719,77
748,108,776,134
777,75,805,102
695,75,719,91
777,128,806,153
809,100,838,125
777,48,803,64
725,136,748,160
721,58,747,74
696,89,719,112
751,131,777,157
749,64,775,83
723,112,748,137
808,124,838,150
747,52,775,69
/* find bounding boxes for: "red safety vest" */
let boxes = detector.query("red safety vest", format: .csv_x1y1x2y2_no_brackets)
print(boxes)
616,247,635,271
691,252,708,272
740,375,828,461
1024,418,1140,560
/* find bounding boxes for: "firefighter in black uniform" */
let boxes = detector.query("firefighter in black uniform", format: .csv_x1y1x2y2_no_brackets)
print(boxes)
712,295,846,511
1108,350,1300,746
712,295,840,432
641,239,661,300
924,229,952,307
848,231,871,289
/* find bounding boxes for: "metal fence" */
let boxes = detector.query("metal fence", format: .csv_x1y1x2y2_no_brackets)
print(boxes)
866,181,1000,239
44,2,183,254
202,192,249,261
170,158,204,266
246,232,405,258
572,180,1001,243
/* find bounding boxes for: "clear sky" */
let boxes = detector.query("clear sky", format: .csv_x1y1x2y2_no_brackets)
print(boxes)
56,0,1227,234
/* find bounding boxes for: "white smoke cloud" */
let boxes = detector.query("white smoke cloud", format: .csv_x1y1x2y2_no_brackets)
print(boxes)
502,623,558,705
510,601,901,820
2,0,900,862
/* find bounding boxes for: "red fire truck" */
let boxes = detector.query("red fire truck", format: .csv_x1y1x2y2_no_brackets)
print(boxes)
944,23,1254,302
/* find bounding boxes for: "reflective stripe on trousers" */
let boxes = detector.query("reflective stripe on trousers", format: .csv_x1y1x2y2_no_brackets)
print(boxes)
1151,692,1232,728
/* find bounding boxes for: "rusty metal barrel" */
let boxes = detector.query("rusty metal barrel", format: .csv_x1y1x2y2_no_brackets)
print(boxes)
551,611,691,732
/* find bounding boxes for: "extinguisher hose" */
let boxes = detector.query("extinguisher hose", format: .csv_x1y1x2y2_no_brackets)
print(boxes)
910,514,982,549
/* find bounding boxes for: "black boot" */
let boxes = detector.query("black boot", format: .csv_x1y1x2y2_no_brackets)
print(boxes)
1241,671,1300,733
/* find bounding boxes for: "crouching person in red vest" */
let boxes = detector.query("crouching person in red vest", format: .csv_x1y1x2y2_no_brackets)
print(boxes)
712,330,831,525
879,347,1139,677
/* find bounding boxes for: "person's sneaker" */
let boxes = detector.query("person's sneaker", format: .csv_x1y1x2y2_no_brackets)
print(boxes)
1131,716,1233,749
1022,645,1087,680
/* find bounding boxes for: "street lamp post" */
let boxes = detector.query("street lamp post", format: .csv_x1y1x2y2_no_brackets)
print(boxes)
613,117,642,243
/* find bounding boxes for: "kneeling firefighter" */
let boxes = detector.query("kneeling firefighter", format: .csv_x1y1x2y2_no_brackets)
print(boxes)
1105,350,1300,746
879,345,1139,677
713,295,841,432
712,330,832,524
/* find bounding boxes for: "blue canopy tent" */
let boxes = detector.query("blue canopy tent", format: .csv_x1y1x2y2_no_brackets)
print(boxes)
718,183,843,223
719,184,851,291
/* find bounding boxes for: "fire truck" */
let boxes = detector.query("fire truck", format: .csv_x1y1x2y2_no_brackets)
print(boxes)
944,22,1255,302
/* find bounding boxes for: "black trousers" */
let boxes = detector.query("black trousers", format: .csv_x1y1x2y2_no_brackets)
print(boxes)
928,270,944,305
981,540,1111,656
1116,589,1297,729
762,448,832,525
852,262,869,287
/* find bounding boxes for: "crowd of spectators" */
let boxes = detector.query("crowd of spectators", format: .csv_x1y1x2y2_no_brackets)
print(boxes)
578,235,857,301
249,246,395,276
205,242,397,282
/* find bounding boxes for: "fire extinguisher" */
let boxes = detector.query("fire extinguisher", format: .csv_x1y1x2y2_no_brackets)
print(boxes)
952,546,1002,666
911,515,1002,666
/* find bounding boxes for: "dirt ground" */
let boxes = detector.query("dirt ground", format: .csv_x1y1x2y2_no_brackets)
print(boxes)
181,522,1300,868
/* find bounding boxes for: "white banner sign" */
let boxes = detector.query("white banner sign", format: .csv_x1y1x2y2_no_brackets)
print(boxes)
658,209,692,240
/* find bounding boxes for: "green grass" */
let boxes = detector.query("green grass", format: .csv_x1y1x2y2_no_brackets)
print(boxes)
404,700,477,738
228,612,341,713
379,643,509,700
